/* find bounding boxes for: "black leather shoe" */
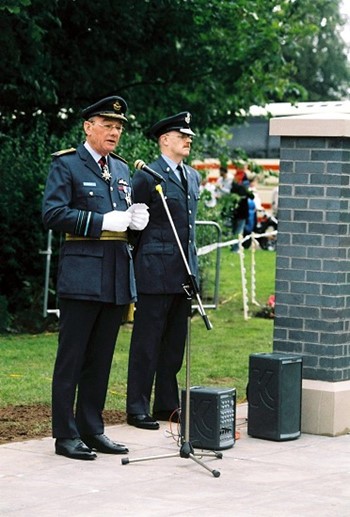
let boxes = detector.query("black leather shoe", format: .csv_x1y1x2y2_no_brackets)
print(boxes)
55,438,97,460
153,410,179,422
81,434,128,454
127,414,160,430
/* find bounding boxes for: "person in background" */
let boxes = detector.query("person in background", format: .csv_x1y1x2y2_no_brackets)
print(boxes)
42,95,149,460
126,111,201,430
243,188,257,245
271,186,279,217
215,165,234,198
246,172,262,211
230,173,255,252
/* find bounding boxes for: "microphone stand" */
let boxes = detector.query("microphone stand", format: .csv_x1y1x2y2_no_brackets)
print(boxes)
122,182,222,477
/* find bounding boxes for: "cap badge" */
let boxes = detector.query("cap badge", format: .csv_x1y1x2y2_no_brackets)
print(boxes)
113,101,122,112
101,166,112,182
185,113,191,124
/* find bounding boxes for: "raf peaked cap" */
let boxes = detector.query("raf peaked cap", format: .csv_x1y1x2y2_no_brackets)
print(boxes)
82,95,128,121
148,111,195,139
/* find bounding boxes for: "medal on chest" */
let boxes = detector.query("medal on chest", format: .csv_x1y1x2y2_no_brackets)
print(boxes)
101,164,112,182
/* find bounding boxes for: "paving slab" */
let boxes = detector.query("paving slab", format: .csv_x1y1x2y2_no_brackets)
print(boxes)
1,404,350,516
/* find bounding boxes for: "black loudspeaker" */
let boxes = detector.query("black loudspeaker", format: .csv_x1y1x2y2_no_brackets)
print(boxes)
247,353,302,441
181,386,236,450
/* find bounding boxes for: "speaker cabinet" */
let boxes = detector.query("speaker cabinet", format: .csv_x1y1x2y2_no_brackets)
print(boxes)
181,386,236,450
247,353,302,441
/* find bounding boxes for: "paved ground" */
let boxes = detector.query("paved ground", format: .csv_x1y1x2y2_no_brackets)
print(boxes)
1,403,350,516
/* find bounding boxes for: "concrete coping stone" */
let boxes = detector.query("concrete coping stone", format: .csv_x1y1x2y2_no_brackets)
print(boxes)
270,113,350,138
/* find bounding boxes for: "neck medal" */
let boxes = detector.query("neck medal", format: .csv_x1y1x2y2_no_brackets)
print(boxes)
101,164,112,182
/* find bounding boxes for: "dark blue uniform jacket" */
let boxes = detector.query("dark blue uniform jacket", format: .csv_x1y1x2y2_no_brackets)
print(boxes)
132,156,201,294
42,143,136,305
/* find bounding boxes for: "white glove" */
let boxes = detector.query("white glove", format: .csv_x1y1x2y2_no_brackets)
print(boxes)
128,203,150,231
102,210,132,232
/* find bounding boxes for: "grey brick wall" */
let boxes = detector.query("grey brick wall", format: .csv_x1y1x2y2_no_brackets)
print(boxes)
273,136,350,381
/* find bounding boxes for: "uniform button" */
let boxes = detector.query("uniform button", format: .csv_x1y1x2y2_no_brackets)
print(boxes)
89,191,94,196
189,224,192,229
189,210,192,214
110,186,114,192
187,195,191,200
189,240,192,244
113,202,117,208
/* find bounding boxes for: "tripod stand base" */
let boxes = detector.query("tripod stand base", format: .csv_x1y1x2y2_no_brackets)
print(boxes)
121,440,222,477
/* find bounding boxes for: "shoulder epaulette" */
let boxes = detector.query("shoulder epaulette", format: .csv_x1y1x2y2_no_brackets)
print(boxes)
51,147,76,157
110,151,128,164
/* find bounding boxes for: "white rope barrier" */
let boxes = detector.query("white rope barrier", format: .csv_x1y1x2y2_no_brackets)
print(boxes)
238,235,250,320
250,234,260,307
197,229,277,319
197,229,277,256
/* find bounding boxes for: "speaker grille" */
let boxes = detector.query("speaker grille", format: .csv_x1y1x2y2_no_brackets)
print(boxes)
181,386,236,450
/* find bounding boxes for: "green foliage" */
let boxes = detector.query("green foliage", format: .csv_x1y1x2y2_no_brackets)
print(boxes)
278,0,350,100
0,296,12,332
0,119,50,323
0,0,348,132
0,0,31,14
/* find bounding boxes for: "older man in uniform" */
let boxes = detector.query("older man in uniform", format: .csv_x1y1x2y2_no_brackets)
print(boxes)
126,112,201,430
42,96,149,459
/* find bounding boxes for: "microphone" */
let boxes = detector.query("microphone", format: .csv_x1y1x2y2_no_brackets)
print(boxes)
134,160,164,183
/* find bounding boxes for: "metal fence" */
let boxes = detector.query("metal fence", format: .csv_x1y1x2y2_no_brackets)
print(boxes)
195,220,222,310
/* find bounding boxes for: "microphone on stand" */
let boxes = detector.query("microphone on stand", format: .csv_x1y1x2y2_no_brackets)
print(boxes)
134,160,164,183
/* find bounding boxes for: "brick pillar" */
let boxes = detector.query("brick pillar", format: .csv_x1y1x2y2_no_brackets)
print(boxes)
270,114,350,436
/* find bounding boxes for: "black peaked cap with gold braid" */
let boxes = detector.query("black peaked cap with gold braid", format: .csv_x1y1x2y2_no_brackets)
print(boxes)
82,96,128,122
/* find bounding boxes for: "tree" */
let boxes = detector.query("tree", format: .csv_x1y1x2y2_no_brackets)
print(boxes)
1,0,349,133
1,0,350,330
279,0,350,100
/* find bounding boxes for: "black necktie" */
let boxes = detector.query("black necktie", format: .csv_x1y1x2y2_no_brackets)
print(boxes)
98,156,111,182
177,164,187,189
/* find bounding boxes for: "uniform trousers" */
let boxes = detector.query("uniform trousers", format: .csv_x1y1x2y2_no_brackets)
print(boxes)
52,298,124,438
127,293,189,415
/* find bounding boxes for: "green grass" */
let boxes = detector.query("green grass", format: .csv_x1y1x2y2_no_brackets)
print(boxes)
0,247,275,410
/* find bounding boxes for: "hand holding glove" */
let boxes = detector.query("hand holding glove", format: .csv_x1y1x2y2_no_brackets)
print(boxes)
128,203,150,231
102,210,132,232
